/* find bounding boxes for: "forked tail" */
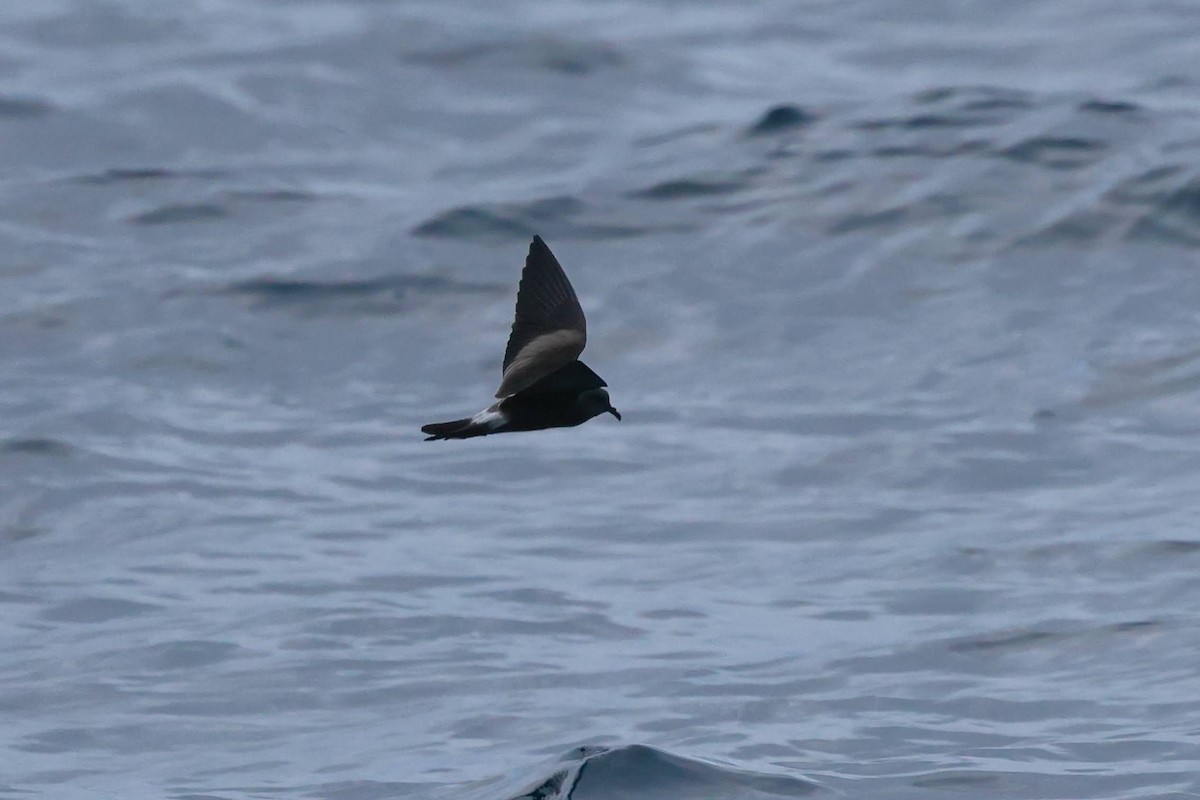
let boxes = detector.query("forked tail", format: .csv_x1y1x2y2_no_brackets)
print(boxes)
421,418,484,441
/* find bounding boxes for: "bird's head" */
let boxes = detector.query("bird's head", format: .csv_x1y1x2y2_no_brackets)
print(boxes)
578,388,621,421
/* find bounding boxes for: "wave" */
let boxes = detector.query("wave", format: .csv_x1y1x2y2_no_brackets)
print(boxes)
474,744,821,800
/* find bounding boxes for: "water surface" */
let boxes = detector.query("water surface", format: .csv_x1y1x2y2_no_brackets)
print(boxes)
2,1,1200,798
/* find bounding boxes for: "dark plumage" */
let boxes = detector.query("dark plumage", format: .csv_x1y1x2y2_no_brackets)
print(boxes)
422,237,620,441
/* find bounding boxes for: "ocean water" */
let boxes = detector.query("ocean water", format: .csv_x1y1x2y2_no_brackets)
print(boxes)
3,1,1200,798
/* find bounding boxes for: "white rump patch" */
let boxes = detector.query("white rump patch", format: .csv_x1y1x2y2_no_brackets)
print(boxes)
470,407,508,430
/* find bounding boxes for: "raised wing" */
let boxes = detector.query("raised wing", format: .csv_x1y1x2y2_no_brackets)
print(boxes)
495,236,587,398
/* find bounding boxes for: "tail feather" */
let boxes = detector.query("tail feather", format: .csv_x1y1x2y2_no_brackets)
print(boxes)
421,418,483,441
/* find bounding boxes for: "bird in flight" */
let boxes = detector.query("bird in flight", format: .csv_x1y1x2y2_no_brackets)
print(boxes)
422,236,620,440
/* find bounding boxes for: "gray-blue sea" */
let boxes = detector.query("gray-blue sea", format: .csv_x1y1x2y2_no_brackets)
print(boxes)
3,1,1200,798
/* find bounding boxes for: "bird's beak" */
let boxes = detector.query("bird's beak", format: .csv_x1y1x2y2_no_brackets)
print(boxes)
608,407,622,421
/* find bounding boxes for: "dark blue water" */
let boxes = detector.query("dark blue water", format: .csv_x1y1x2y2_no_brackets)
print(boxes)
3,2,1200,798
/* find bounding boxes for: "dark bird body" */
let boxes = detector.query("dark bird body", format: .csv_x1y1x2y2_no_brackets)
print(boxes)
422,237,620,441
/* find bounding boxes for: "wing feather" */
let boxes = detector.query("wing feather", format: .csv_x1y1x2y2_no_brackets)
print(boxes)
496,236,587,397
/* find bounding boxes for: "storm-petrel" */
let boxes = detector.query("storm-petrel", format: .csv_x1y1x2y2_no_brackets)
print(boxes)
422,236,620,440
